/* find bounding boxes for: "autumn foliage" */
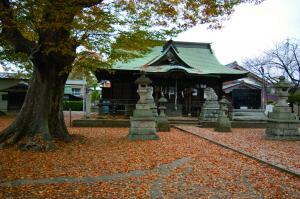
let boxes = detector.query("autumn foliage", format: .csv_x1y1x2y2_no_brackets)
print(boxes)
0,117,299,198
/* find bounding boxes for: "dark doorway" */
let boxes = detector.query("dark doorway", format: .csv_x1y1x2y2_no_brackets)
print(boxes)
232,89,261,109
8,92,26,112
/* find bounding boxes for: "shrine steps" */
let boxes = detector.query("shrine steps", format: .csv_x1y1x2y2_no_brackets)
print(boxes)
168,117,199,126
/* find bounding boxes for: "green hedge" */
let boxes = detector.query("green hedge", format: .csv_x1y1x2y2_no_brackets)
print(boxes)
63,100,83,111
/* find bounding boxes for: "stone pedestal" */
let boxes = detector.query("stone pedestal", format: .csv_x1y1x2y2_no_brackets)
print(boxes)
128,73,159,140
199,87,220,122
129,117,158,140
265,76,300,140
214,97,231,132
157,96,170,132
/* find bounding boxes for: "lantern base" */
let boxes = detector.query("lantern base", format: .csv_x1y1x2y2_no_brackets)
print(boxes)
128,117,159,140
265,119,300,140
157,116,170,132
214,116,231,132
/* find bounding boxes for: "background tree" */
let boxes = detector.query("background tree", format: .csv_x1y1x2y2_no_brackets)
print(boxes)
0,0,263,151
288,91,300,116
243,39,300,88
91,83,100,108
69,65,98,88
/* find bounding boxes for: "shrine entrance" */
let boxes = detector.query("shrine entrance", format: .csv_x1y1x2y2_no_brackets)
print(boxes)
151,71,205,117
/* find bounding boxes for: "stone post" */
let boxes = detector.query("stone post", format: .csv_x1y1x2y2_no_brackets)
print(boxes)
85,90,91,118
214,97,231,132
157,96,170,132
128,72,159,140
265,76,300,140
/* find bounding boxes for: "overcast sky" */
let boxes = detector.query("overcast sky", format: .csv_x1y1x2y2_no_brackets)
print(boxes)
176,0,300,65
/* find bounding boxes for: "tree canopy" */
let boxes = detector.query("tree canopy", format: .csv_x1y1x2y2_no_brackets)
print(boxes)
1,0,264,74
0,0,264,151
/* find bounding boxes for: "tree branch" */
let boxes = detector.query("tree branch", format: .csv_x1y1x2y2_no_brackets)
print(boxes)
272,51,296,83
292,44,300,70
46,0,103,8
0,0,36,55
68,0,104,8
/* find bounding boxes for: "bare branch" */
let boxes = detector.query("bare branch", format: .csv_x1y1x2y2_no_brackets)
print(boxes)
243,39,300,88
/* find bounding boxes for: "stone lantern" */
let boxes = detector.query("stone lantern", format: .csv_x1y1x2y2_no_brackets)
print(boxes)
128,72,159,140
214,97,231,132
265,76,300,140
157,96,170,132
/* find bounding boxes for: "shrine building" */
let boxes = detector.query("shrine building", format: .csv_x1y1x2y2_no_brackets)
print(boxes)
95,40,248,117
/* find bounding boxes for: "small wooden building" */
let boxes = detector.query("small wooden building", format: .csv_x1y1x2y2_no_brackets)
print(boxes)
95,40,248,117
223,61,275,109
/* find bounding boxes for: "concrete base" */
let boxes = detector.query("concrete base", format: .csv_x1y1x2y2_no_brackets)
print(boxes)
156,116,170,132
73,118,270,128
214,117,231,132
200,121,267,128
128,133,159,141
157,122,170,132
199,107,219,122
214,126,231,132
128,116,159,141
72,119,130,127
265,119,300,140
232,109,267,121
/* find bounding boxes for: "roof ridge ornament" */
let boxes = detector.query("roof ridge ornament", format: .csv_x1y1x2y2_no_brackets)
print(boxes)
162,39,179,53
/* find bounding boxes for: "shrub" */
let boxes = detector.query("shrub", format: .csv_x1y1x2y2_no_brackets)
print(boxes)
288,92,300,104
91,90,100,103
63,100,83,111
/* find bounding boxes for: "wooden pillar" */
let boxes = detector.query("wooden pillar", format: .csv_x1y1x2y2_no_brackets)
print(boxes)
216,80,224,100
260,89,264,109
188,87,192,117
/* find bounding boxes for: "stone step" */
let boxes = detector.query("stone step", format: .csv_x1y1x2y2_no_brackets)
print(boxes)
169,120,198,123
169,121,199,125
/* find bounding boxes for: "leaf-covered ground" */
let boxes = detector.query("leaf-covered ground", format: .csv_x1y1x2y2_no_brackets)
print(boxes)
0,116,299,198
176,126,300,175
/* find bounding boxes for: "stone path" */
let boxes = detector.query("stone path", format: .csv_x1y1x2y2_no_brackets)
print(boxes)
175,125,300,177
0,157,191,188
4,153,297,198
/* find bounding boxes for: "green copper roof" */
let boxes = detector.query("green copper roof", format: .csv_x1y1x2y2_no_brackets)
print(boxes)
113,46,162,71
112,40,247,77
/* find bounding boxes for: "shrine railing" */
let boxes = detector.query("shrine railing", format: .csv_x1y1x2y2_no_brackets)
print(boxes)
98,99,137,116
98,98,205,117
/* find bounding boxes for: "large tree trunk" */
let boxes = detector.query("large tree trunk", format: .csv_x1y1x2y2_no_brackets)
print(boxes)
0,61,72,151
0,0,82,151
